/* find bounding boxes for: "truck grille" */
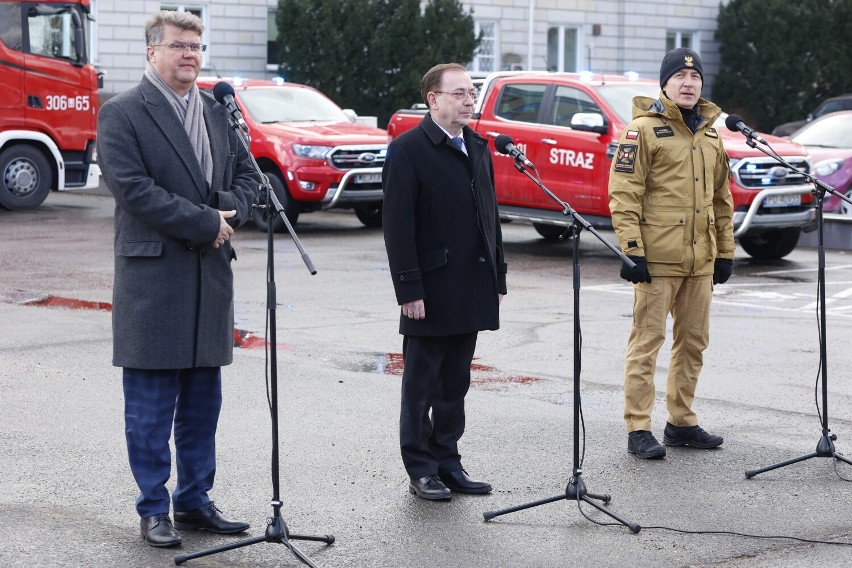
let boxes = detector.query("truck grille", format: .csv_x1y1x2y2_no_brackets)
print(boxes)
732,157,811,189
329,145,387,170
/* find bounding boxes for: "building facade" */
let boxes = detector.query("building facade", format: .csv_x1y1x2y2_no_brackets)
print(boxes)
92,0,728,98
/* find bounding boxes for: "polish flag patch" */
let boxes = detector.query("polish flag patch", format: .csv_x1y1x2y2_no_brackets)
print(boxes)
626,130,639,140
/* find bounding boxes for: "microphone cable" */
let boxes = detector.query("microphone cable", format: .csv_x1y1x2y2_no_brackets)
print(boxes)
572,493,852,546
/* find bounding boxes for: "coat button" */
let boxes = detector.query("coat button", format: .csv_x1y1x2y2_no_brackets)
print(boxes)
478,256,486,263
399,275,405,281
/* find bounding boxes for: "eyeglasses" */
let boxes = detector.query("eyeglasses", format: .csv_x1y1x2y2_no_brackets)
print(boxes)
151,41,207,54
434,89,479,102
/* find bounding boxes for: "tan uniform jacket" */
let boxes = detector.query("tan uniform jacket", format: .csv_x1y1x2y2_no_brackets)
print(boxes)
608,93,735,277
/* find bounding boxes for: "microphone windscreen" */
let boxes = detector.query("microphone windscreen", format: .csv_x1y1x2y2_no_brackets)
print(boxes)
724,114,743,132
493,134,513,154
212,81,235,104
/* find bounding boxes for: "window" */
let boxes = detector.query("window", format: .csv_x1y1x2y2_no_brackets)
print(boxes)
161,4,207,65
547,26,579,72
494,84,547,124
267,10,280,70
27,4,80,61
0,4,22,51
666,31,698,51
470,20,497,73
548,86,602,128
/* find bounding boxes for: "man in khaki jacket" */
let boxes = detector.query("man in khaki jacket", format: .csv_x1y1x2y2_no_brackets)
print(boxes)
608,48,735,459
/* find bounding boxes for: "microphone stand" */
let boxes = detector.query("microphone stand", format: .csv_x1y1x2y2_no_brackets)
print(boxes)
483,159,640,533
742,136,852,478
175,113,333,566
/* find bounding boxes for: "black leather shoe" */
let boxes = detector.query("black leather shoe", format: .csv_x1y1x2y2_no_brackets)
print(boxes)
140,513,182,547
439,469,492,494
663,423,723,449
627,430,666,459
408,475,452,500
173,502,249,534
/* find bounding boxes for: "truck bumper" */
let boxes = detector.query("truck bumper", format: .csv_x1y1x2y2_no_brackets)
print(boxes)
320,167,383,209
733,186,817,237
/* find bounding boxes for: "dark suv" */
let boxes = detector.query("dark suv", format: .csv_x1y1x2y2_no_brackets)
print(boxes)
772,93,852,137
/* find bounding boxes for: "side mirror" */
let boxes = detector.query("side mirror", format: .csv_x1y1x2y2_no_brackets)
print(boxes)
342,109,358,124
570,112,608,134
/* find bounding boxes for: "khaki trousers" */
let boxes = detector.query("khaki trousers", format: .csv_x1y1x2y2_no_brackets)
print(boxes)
624,275,712,432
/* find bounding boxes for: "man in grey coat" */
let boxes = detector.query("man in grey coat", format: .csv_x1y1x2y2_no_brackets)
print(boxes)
97,10,258,547
383,63,508,501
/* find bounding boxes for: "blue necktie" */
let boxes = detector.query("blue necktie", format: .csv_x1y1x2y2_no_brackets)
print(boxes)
450,136,463,150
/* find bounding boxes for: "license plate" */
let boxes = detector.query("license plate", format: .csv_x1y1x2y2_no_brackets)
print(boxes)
764,194,801,207
354,173,382,184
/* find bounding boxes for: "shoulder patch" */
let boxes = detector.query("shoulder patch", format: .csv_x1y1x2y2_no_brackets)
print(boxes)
625,130,639,140
705,127,719,138
653,125,674,138
614,144,638,173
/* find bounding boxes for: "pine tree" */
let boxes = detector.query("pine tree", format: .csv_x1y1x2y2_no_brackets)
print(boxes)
712,0,852,132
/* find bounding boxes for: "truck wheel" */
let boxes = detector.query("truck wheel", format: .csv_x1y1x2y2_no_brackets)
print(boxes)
533,222,568,241
252,171,299,232
355,203,382,228
0,145,52,210
739,228,801,260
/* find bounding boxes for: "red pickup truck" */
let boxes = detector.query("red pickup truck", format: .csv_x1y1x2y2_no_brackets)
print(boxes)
387,72,817,259
197,78,387,229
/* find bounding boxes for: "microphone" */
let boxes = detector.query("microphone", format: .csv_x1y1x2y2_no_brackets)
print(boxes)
494,134,536,169
212,81,249,134
724,114,767,145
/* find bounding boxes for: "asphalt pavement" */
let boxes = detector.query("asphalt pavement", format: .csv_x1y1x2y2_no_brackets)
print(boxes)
1,188,851,567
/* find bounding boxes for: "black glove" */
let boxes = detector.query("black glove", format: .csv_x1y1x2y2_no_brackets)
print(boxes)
713,258,733,284
620,255,652,284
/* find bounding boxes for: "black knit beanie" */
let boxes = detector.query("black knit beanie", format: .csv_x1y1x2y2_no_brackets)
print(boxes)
660,48,704,87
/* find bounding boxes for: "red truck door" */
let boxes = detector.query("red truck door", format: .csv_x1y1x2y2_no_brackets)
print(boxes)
475,82,545,206
22,2,96,153
533,85,609,217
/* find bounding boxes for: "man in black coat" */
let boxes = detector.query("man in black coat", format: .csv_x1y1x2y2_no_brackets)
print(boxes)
98,11,258,546
382,63,508,500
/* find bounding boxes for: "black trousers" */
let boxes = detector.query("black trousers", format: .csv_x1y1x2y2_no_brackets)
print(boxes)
400,332,478,478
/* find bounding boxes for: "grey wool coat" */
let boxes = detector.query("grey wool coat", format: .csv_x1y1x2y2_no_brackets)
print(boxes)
97,76,259,369
382,114,508,337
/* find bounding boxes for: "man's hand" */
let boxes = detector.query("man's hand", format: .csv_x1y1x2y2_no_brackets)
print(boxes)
620,255,652,284
713,258,733,284
211,210,237,249
401,299,425,320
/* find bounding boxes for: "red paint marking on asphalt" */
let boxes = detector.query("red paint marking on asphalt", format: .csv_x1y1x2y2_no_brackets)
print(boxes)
381,352,541,387
233,328,288,350
10,293,113,312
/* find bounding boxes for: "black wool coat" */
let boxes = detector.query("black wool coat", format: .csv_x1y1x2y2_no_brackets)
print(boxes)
382,114,508,337
98,77,259,369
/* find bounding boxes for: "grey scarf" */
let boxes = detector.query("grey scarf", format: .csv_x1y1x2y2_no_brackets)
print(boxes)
144,63,213,188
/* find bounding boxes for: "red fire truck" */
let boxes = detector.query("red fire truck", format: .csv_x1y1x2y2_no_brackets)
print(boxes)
0,0,100,210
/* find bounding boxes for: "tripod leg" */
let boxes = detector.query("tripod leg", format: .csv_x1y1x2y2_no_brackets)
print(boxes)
174,535,267,564
834,452,852,467
290,533,336,544
579,495,641,533
584,491,611,504
283,541,320,568
745,452,818,479
483,494,565,521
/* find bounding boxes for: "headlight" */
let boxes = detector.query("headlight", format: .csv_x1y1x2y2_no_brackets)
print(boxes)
813,159,844,177
292,144,333,159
